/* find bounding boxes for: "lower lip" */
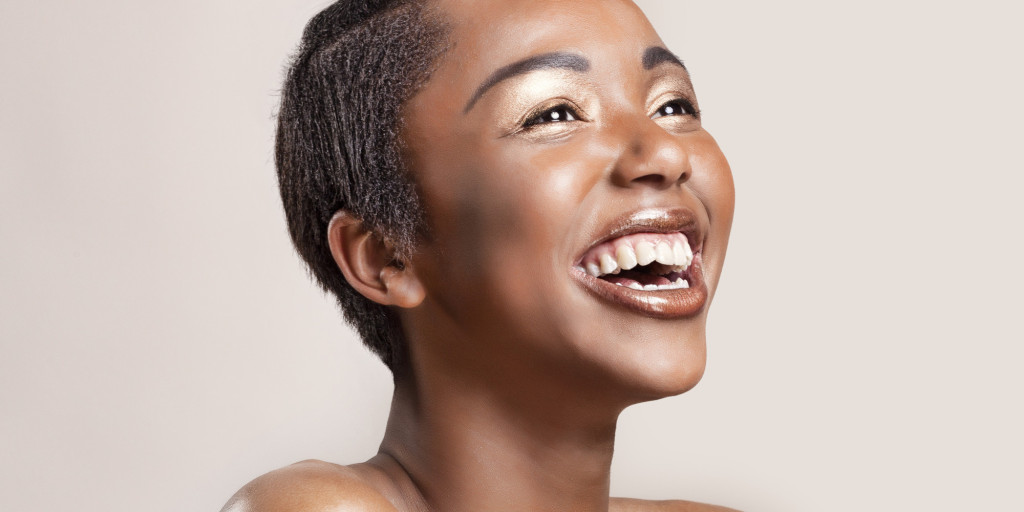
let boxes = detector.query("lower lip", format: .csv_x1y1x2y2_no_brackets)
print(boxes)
570,253,709,319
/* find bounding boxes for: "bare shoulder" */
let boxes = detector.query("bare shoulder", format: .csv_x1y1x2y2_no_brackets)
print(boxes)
612,497,742,512
220,459,398,512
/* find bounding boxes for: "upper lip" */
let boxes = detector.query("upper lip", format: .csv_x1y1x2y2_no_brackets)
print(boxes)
574,207,705,265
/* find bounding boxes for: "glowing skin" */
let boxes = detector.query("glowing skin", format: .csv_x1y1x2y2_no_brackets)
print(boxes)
224,1,736,511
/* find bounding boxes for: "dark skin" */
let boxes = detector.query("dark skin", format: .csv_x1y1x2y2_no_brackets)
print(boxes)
224,0,736,510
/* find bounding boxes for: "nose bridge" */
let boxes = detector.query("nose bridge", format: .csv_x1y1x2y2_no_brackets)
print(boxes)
608,112,691,188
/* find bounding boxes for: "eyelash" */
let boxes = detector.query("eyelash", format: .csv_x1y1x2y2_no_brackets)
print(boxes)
522,104,582,128
652,99,700,120
521,97,699,130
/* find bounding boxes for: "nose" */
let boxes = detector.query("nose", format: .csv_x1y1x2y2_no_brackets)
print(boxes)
609,117,692,189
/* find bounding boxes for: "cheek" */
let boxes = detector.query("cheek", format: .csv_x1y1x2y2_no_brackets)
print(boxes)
688,134,735,221
447,137,600,257
414,137,600,331
687,133,735,291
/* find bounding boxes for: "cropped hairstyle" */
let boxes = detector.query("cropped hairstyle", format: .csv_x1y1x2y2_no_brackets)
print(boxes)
276,0,448,370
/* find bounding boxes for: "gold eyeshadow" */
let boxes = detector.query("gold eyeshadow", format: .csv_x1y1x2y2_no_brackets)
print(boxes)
486,71,595,135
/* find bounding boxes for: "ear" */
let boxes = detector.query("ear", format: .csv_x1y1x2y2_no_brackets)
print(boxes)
326,211,425,309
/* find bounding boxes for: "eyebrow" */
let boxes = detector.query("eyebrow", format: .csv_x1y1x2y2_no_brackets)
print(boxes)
463,52,591,114
642,46,687,71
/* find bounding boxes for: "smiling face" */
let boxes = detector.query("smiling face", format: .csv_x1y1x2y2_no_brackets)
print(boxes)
398,0,734,405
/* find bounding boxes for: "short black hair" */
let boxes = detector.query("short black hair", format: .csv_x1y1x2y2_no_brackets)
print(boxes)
276,0,448,371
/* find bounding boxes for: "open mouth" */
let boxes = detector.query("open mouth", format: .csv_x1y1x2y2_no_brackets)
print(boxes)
578,231,695,291
570,208,709,318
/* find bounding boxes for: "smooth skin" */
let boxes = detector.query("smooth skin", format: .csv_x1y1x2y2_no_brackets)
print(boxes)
225,0,736,510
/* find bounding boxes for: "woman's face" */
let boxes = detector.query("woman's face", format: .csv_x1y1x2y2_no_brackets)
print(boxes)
400,0,734,403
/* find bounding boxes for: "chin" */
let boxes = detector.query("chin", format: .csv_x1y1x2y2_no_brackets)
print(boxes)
627,332,707,403
567,315,709,406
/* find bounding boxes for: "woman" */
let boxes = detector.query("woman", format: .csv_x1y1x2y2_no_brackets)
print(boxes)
225,0,735,510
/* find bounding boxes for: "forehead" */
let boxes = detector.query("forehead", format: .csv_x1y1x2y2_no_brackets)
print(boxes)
432,0,664,73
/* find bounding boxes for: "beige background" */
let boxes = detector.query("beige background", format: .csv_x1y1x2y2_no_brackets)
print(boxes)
2,1,1021,511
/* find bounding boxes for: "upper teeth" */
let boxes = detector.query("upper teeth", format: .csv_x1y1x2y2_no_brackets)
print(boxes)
580,232,695,278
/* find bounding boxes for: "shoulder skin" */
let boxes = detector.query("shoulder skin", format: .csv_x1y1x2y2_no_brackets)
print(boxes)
222,461,740,512
220,460,398,512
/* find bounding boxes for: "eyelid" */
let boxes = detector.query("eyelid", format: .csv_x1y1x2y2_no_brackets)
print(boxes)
516,98,588,131
649,94,701,121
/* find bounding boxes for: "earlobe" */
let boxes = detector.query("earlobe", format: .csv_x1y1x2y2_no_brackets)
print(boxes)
326,211,425,308
380,266,426,308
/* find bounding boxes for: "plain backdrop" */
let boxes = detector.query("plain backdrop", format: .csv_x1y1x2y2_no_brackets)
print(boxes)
2,1,1022,511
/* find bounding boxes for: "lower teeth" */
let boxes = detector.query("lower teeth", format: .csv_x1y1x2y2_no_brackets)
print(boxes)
619,278,689,291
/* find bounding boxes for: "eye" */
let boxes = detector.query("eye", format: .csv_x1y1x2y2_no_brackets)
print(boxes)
523,104,580,128
652,99,698,119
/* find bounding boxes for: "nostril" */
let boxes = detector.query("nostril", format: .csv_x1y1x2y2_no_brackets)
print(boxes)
677,169,690,183
631,174,667,186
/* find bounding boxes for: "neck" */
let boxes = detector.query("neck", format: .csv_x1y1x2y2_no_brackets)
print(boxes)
375,365,623,512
